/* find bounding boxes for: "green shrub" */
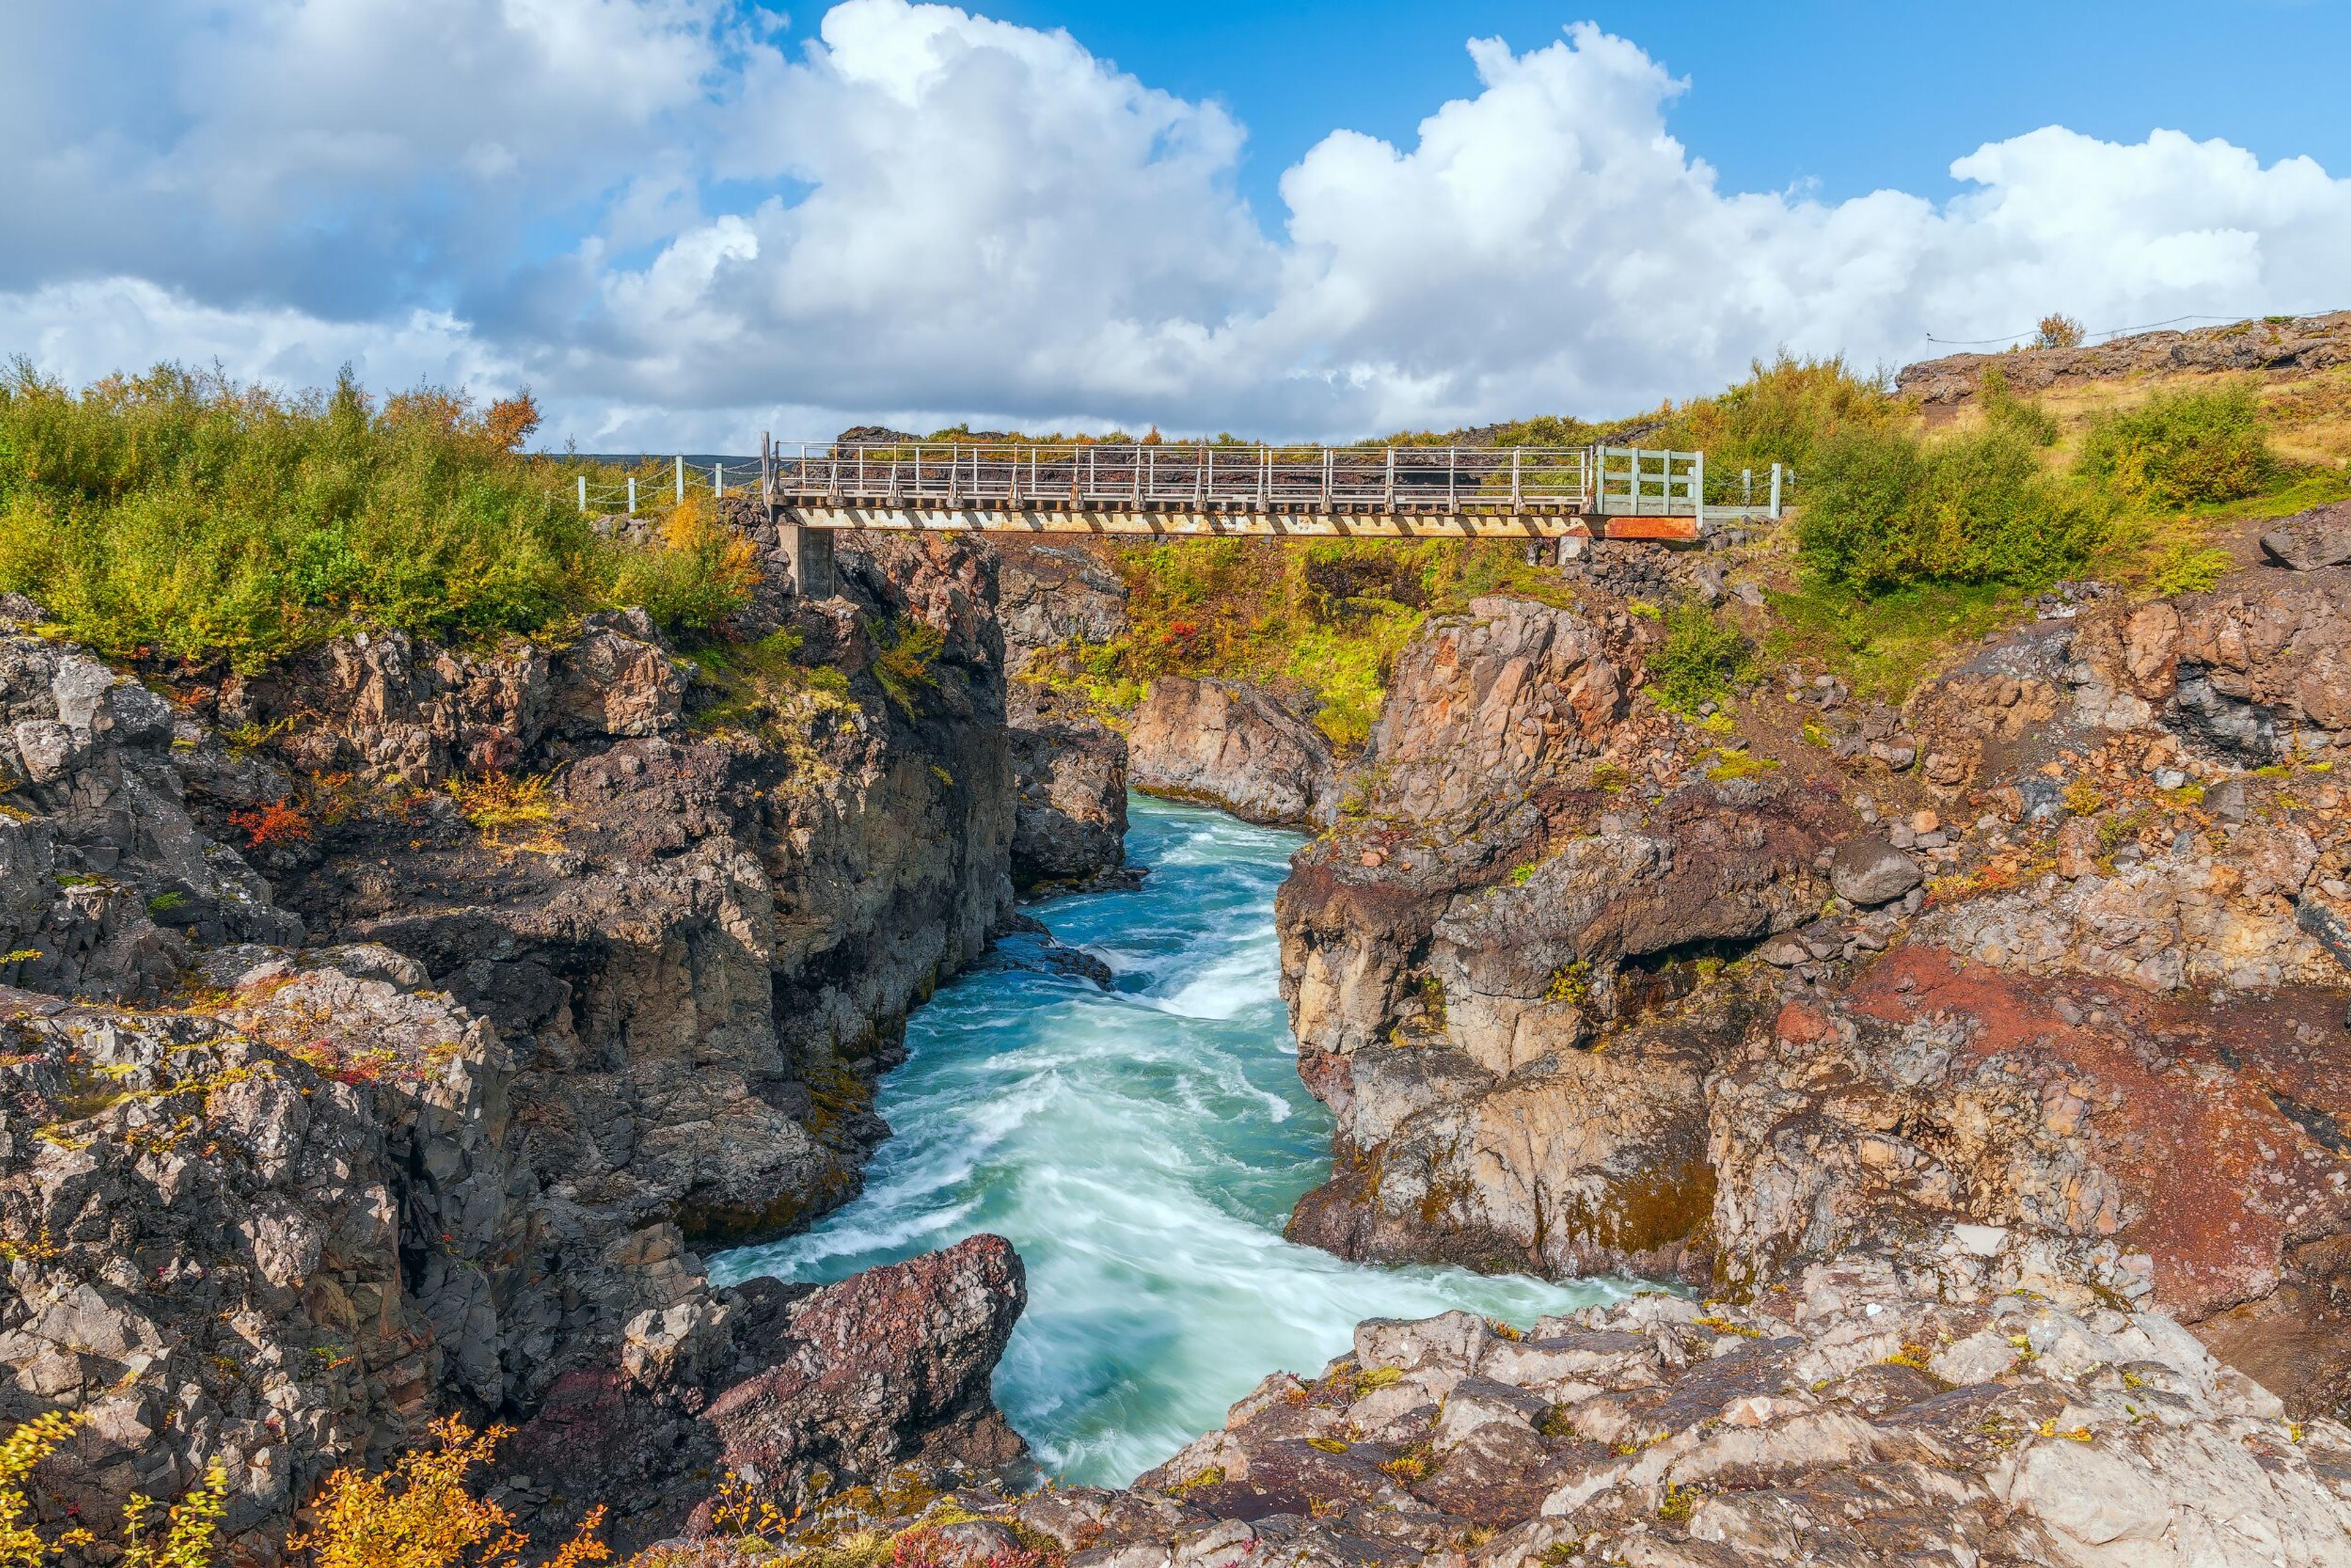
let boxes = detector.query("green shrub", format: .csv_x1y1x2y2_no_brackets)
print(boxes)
2075,384,2275,511
1648,604,1753,713
609,499,761,634
1648,353,1905,478
0,362,748,666
870,615,944,716
1797,424,2101,594
1979,366,2058,446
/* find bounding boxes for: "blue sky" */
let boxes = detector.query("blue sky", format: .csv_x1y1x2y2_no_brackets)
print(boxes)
4,1,2348,446
839,0,2351,227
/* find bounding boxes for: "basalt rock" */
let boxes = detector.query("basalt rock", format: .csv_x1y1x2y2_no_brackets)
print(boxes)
1007,681,1131,895
0,536,1031,1555
1713,945,2351,1419
789,1260,2351,1568
506,1236,1030,1554
1126,677,1341,828
2068,571,2351,764
1277,597,1843,1279
0,612,302,1001
2262,500,2351,572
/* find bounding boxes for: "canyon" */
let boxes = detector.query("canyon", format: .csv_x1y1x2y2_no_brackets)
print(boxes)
7,447,2351,1567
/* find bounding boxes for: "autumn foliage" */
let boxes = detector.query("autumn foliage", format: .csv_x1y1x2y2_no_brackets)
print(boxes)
290,1416,609,1568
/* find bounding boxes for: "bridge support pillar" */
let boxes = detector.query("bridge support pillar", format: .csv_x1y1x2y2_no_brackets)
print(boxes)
779,520,836,598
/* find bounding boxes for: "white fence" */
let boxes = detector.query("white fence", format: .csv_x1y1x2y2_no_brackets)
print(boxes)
561,440,1788,524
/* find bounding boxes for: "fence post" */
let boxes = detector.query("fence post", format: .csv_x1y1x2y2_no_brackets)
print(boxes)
627,476,637,516
577,474,587,512
1769,462,1783,519
715,462,724,498
674,456,684,507
1692,449,1705,533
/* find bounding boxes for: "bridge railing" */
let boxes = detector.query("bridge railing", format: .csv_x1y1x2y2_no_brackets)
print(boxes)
558,441,1753,522
765,442,1597,512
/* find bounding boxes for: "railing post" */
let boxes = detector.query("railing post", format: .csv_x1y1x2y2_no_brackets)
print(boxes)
1260,446,1270,508
1322,448,1332,508
1384,447,1395,509
1447,447,1457,509
1769,462,1783,519
577,474,587,512
1510,448,1522,511
1135,446,1145,507
1194,445,1206,509
1693,449,1704,531
1741,467,1752,506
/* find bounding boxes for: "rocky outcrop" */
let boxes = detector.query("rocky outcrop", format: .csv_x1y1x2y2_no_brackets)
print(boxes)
0,533,1032,1552
2066,571,2351,764
171,537,1016,1250
1,613,302,1000
1896,309,2351,405
989,540,1129,660
1007,682,1131,894
506,1235,1028,1552
2263,500,2351,572
1275,596,1845,1278
1713,946,2351,1419
1125,677,1341,828
774,1262,2351,1568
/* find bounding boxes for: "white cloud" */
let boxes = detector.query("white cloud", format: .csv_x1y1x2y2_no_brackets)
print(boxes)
3,3,2347,446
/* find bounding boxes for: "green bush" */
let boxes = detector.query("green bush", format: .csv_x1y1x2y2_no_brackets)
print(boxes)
0,362,748,666
1648,604,1754,714
2075,384,2274,511
1796,423,2101,594
1649,353,1905,477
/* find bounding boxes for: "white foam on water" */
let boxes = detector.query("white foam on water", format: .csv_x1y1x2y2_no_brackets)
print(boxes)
715,795,1621,1486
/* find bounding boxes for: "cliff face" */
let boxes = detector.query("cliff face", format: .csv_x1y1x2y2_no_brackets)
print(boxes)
1267,528,2351,1430
1274,594,1841,1279
0,536,1030,1553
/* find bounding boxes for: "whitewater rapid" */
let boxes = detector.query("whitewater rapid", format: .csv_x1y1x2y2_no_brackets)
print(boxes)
713,795,1620,1485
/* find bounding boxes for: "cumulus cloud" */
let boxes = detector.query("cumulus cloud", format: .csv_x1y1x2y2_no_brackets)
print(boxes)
4,2,2347,446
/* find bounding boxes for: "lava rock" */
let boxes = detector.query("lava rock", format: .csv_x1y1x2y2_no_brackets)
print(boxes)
2261,500,2351,572
1829,835,1924,907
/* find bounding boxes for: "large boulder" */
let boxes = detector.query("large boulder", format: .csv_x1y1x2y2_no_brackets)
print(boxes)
1829,834,1922,907
1126,676,1341,827
2262,499,2351,572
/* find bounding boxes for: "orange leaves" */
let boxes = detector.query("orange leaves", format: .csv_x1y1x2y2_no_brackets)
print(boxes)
228,800,312,850
290,1417,608,1568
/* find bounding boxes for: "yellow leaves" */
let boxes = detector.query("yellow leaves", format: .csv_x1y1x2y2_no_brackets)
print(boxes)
1,1414,228,1568
289,1416,609,1568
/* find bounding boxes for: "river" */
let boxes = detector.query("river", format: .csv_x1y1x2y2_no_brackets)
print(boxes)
713,795,1619,1486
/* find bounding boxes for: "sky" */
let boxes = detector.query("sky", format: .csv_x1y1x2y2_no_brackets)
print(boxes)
2,0,2348,450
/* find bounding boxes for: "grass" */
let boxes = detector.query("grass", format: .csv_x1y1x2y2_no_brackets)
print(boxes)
1648,604,1754,714
0,362,756,669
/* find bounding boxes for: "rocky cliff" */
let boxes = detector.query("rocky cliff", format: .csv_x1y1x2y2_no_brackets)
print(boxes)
0,531,1033,1555
1265,513,2351,1440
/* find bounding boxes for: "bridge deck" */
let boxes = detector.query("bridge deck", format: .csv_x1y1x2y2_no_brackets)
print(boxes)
756,440,1705,539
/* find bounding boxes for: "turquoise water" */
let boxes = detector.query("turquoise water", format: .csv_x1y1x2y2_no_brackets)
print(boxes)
713,796,1619,1485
